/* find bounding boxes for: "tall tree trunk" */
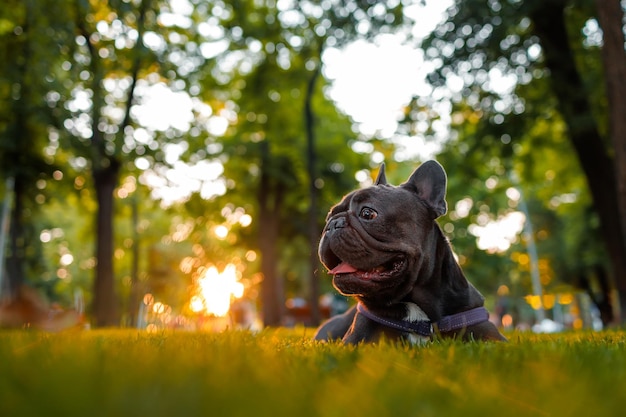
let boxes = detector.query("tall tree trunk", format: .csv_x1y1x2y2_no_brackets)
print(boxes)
128,195,140,327
76,0,147,327
530,2,626,324
5,174,25,298
305,64,322,326
0,178,15,298
92,160,120,327
594,0,626,322
3,14,32,300
258,141,284,326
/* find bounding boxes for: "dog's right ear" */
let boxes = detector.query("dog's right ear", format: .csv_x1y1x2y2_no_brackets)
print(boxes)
374,163,387,186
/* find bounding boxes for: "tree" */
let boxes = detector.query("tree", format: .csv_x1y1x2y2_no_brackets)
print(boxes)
594,0,626,318
56,0,231,326
0,0,72,298
58,0,157,326
192,0,412,326
419,0,626,323
195,53,364,326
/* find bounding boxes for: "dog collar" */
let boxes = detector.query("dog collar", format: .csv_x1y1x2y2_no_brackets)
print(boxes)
356,303,490,337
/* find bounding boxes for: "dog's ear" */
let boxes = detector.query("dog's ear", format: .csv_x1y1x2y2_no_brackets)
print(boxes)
374,163,387,186
403,160,447,218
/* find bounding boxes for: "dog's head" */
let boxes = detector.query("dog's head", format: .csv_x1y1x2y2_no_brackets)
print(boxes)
318,160,449,307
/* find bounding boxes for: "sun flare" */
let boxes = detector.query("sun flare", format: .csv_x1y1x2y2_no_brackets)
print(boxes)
190,264,244,317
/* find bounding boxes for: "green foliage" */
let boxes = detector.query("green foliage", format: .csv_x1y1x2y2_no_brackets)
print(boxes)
1,329,625,416
3,0,413,321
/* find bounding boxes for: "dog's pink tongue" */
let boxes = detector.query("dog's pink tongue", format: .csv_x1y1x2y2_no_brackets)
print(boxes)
329,262,359,275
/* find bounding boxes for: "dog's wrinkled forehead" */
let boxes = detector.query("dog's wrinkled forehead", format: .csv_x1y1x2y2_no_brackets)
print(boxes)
326,160,449,221
352,184,397,200
327,185,428,220
326,190,355,219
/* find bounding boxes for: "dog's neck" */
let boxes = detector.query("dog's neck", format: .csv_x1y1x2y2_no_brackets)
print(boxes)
407,224,485,322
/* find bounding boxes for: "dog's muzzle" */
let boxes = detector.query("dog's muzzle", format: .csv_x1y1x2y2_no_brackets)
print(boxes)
325,215,347,236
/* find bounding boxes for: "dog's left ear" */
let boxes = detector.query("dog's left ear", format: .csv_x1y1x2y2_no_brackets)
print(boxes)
403,160,447,218
374,163,387,185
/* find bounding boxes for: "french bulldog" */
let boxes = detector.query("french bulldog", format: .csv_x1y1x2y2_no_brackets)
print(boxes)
314,160,506,344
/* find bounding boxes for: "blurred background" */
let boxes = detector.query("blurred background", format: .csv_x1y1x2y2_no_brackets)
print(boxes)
1,0,625,333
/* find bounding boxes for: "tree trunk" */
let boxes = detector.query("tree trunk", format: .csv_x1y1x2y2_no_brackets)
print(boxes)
594,0,626,322
4,31,31,299
5,172,25,299
92,160,120,327
128,195,140,327
530,2,626,324
305,64,322,326
258,141,284,326
75,0,147,327
0,178,15,298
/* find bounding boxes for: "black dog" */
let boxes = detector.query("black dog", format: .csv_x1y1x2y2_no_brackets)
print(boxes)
314,161,506,344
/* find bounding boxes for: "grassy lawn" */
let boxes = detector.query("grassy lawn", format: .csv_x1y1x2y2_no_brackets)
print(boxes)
1,328,624,417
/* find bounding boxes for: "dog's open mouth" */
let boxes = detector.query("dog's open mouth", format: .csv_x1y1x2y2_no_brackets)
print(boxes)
328,257,405,280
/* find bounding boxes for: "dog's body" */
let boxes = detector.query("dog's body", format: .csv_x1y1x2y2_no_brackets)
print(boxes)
314,161,506,344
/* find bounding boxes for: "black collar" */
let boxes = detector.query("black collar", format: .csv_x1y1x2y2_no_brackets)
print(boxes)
356,302,490,337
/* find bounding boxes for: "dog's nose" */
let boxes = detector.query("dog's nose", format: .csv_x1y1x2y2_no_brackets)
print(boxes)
327,216,346,233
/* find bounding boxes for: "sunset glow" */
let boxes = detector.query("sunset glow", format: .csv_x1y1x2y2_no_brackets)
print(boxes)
190,264,244,317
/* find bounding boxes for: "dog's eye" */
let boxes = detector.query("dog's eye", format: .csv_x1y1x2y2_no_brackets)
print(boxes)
359,207,378,220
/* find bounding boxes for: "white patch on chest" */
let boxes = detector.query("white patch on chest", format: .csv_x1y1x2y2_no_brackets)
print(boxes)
403,302,431,345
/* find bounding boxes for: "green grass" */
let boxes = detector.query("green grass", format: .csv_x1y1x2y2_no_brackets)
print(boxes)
1,328,624,417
